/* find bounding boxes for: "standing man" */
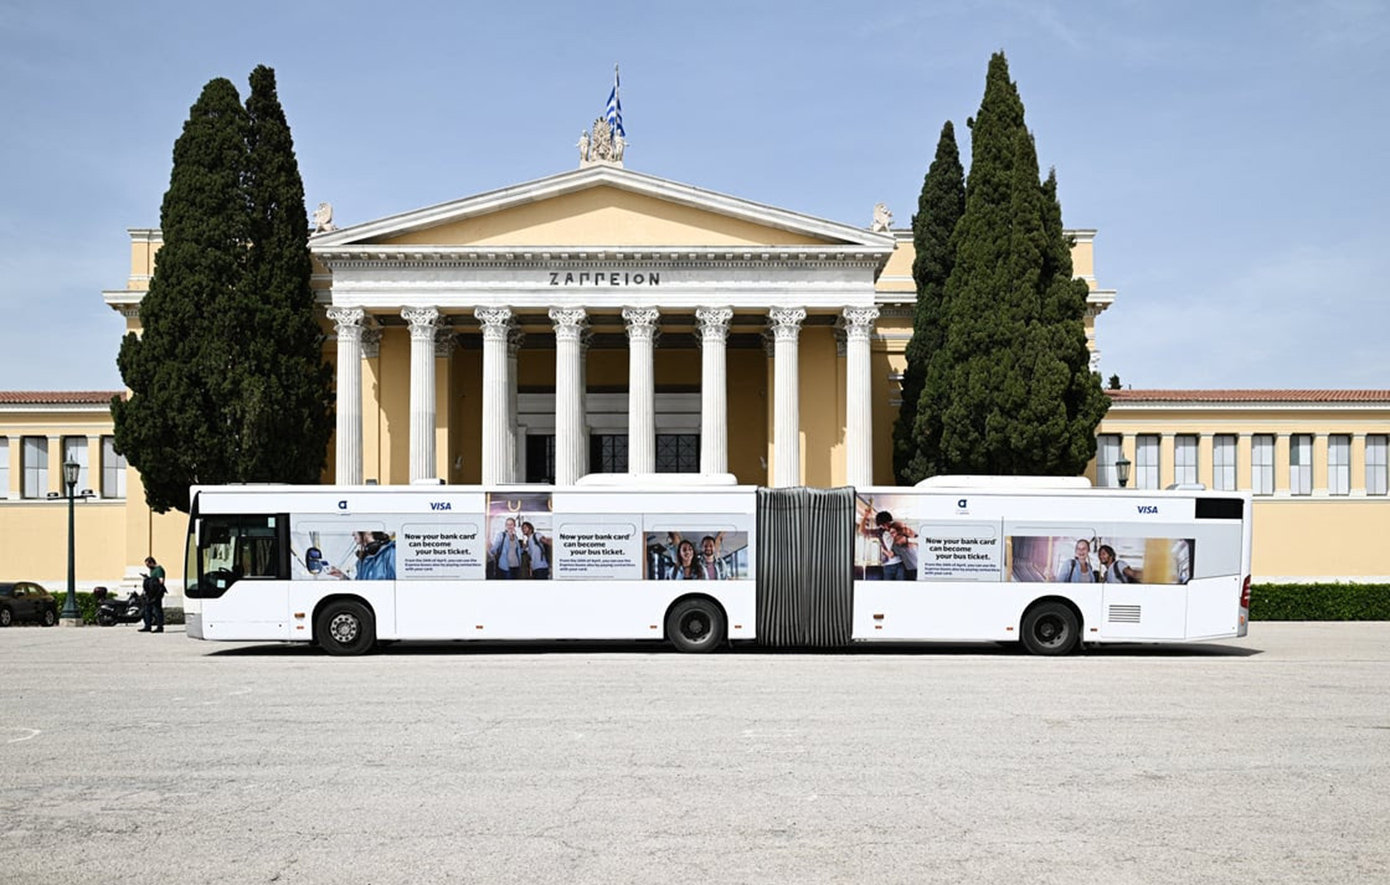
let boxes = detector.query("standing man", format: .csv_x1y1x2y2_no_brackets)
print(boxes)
490,518,523,579
520,522,551,580
139,556,167,633
699,534,728,580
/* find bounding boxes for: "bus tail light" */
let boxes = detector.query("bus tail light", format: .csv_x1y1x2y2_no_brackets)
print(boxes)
1239,575,1251,610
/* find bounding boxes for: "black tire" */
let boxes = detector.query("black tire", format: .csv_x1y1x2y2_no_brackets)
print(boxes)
666,597,726,654
40,607,57,627
0,607,11,627
315,600,376,657
96,611,116,627
1021,601,1081,656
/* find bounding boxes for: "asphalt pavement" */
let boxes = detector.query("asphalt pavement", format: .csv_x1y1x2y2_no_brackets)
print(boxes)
2,622,1387,884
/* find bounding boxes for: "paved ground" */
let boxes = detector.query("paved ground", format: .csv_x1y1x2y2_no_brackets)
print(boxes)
1,623,1387,884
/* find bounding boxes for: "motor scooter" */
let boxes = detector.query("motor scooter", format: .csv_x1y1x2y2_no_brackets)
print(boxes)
95,590,146,627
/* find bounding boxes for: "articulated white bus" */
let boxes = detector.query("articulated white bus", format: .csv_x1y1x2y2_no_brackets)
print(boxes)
183,476,1252,656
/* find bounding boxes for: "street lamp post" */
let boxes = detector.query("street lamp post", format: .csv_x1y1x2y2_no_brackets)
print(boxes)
60,459,83,626
1116,455,1132,489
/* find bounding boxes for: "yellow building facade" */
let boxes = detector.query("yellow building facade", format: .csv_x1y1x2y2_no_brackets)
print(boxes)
1,163,1383,597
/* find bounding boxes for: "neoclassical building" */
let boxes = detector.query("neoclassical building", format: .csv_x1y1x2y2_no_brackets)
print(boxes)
1,154,1384,595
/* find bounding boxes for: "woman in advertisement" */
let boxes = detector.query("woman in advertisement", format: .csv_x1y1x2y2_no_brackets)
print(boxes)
327,531,396,581
668,539,703,580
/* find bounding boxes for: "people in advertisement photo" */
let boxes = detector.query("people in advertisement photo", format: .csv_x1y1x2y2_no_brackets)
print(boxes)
1009,535,1192,585
856,498,919,581
645,529,747,580
486,493,553,580
324,531,396,581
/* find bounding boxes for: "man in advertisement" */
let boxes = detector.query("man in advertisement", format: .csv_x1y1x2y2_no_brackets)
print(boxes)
490,518,524,579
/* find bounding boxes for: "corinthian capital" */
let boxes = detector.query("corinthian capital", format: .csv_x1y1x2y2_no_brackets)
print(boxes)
696,307,734,342
622,307,661,343
326,306,365,332
768,307,807,343
475,306,513,343
402,307,441,341
549,306,588,343
841,306,880,342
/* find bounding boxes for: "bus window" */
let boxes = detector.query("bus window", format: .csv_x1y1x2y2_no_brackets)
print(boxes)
187,515,288,598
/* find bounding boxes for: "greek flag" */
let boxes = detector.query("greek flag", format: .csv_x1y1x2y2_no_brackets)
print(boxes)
606,67,624,139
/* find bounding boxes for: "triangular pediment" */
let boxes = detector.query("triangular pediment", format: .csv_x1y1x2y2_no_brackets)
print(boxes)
310,165,893,252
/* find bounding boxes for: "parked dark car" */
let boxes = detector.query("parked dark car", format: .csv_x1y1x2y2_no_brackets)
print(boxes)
0,582,60,627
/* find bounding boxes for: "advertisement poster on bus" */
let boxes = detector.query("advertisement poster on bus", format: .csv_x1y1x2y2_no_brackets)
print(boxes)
552,516,751,581
398,519,486,579
642,527,749,581
1008,535,1194,585
485,492,554,580
292,523,398,581
855,493,923,581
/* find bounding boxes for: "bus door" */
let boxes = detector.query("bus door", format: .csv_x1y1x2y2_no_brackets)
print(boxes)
191,514,293,641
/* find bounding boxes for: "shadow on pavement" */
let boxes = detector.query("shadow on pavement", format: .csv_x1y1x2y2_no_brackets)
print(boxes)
206,638,1262,658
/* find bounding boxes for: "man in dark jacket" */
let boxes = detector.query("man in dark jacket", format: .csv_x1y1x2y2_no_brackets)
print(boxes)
138,556,167,633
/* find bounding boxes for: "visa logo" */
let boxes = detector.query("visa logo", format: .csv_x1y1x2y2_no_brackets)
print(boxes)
430,502,452,511
1136,505,1159,514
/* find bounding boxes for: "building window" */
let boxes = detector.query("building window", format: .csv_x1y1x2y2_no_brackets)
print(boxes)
21,437,48,499
101,436,127,499
655,434,700,473
1290,434,1312,496
0,437,8,499
1174,435,1198,486
524,434,555,485
1252,435,1275,496
63,436,90,494
1135,435,1160,490
1095,434,1121,487
590,434,628,474
1328,435,1350,496
1367,435,1388,496
1213,435,1237,491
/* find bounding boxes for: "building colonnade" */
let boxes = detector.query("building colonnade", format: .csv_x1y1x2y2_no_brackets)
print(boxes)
327,304,881,488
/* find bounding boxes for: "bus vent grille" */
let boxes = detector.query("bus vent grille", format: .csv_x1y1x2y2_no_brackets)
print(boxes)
1108,605,1142,624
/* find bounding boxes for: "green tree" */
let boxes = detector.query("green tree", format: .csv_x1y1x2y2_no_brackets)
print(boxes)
893,121,964,484
113,69,332,513
930,52,1108,475
239,65,334,484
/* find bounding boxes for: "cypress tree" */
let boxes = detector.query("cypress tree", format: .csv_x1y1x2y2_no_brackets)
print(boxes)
893,121,964,484
931,52,1107,475
239,65,334,484
113,78,251,513
113,69,333,513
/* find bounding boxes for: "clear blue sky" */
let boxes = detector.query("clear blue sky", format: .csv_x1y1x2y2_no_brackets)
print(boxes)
2,0,1385,391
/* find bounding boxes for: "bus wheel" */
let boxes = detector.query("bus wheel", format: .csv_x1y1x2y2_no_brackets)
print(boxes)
666,598,726,654
316,600,376,657
1021,602,1080,656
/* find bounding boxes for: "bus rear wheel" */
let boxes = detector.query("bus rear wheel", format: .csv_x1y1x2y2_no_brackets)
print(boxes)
666,598,726,654
316,600,376,657
1021,601,1081,656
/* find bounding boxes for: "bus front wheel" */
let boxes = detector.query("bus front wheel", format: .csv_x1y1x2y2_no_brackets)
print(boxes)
1021,601,1081,656
316,600,376,657
666,598,726,654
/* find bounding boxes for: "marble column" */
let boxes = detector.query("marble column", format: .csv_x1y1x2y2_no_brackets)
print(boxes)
768,307,806,488
696,307,733,474
326,306,365,485
507,327,524,482
842,306,879,487
402,307,440,483
550,307,588,485
623,307,660,474
475,307,512,485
